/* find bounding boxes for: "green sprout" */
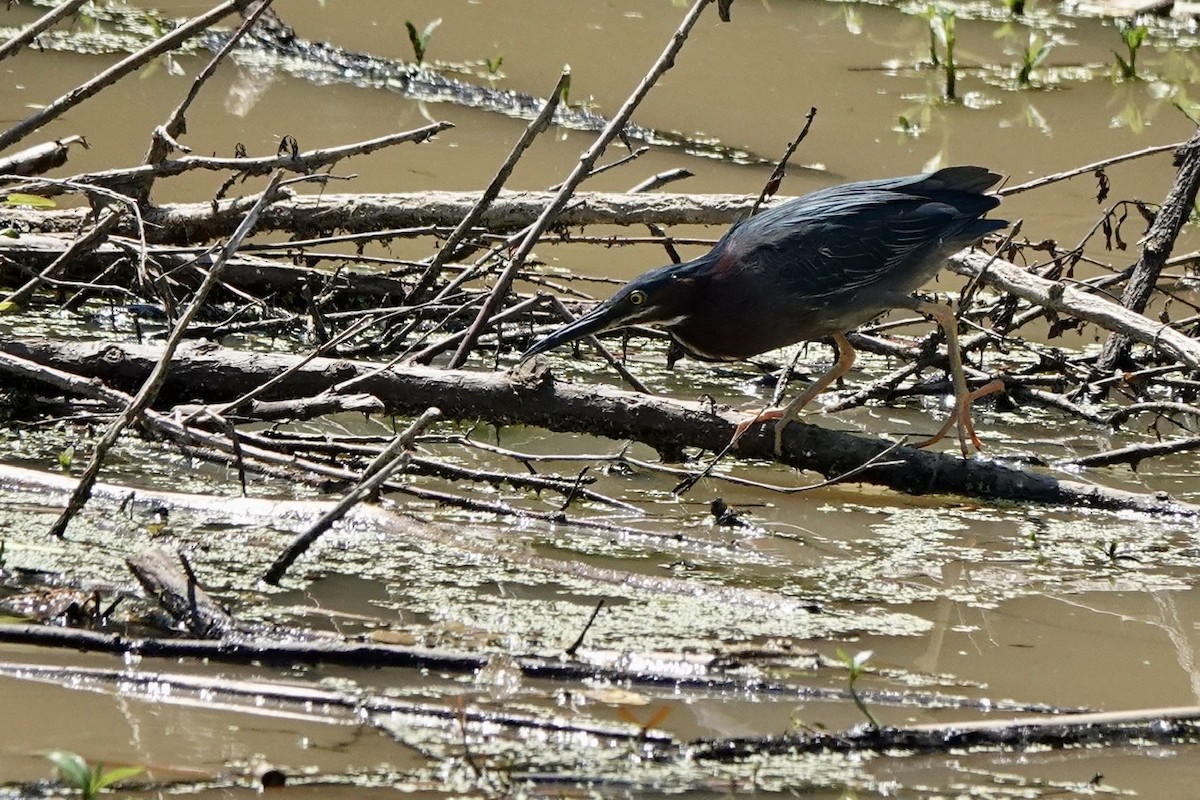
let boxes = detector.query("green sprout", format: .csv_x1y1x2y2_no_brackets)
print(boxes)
835,648,879,728
1016,32,1054,86
559,65,573,106
927,6,958,101
405,17,442,66
47,751,143,800
923,5,939,66
1113,19,1148,80
4,193,56,209
485,54,504,76
1096,539,1140,563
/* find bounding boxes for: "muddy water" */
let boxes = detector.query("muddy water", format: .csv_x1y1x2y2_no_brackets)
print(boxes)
2,0,1200,796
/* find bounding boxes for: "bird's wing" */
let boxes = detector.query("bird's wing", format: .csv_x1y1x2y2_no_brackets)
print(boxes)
719,188,992,307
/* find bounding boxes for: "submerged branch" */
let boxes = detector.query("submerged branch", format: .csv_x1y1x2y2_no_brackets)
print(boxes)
690,705,1200,758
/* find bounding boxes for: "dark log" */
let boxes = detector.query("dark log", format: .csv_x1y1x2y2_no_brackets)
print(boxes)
0,337,1194,515
689,705,1200,758
0,232,410,302
0,624,1041,716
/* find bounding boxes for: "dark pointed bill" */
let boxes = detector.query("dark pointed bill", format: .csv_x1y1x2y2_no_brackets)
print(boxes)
519,298,626,361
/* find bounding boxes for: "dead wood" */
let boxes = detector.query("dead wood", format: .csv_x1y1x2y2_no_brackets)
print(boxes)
408,69,568,301
447,0,720,368
126,547,234,638
0,346,668,540
0,461,816,610
0,662,673,745
1,337,1195,515
0,135,88,178
0,0,91,63
998,139,1185,196
0,0,249,153
0,190,769,244
263,408,441,584
689,704,1200,758
0,232,411,304
43,122,452,198
46,172,286,538
949,250,1200,370
1059,435,1200,468
1092,125,1200,382
3,210,123,306
0,627,1047,716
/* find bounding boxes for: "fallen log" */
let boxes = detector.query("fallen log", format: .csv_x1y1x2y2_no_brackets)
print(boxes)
951,252,1200,371
0,337,1194,515
0,190,771,243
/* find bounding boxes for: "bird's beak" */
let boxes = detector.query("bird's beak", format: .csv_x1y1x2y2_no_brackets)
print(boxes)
519,298,630,361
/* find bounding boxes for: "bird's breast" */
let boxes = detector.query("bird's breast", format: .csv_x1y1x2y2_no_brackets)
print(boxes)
668,304,842,361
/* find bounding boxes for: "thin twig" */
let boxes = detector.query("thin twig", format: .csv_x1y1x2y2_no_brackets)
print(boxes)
998,140,1185,197
1092,124,1200,384
408,68,570,302
446,0,718,369
564,599,606,658
262,408,442,585
136,0,276,201
0,0,91,63
1,210,123,307
749,107,817,217
47,171,287,538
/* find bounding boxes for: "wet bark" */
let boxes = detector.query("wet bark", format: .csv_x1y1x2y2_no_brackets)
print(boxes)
690,706,1200,757
0,190,764,244
0,627,1195,757
127,547,234,638
1,337,1195,515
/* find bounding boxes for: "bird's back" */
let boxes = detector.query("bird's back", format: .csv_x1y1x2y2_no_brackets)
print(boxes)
723,166,1004,313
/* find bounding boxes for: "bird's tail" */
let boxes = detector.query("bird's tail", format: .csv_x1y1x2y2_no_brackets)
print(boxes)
921,165,1003,195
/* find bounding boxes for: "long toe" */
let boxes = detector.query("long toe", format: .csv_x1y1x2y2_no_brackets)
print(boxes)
914,410,961,453
731,407,783,450
916,378,1005,456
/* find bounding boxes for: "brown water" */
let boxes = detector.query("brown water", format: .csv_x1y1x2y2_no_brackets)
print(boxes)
1,0,1200,797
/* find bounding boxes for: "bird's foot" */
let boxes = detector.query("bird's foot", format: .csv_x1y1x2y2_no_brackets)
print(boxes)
729,406,801,456
913,379,1006,457
730,406,791,451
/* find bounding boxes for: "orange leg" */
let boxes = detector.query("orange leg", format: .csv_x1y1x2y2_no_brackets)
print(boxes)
731,332,856,453
907,298,1002,456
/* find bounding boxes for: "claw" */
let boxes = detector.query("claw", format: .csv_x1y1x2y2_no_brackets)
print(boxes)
913,378,1005,456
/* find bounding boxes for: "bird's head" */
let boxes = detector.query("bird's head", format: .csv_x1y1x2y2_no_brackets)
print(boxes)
520,261,703,361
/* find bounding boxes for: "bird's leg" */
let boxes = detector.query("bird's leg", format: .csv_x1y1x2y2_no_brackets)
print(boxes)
731,332,856,454
907,298,1003,456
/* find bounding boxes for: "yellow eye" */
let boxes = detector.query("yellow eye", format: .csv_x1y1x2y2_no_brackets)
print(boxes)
629,290,647,306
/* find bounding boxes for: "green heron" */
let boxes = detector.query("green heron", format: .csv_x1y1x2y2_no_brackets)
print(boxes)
520,166,1008,455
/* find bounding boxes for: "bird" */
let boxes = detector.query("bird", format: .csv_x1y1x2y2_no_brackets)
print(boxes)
519,166,1008,455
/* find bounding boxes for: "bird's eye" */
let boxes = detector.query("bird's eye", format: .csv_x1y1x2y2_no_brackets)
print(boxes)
629,290,647,306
